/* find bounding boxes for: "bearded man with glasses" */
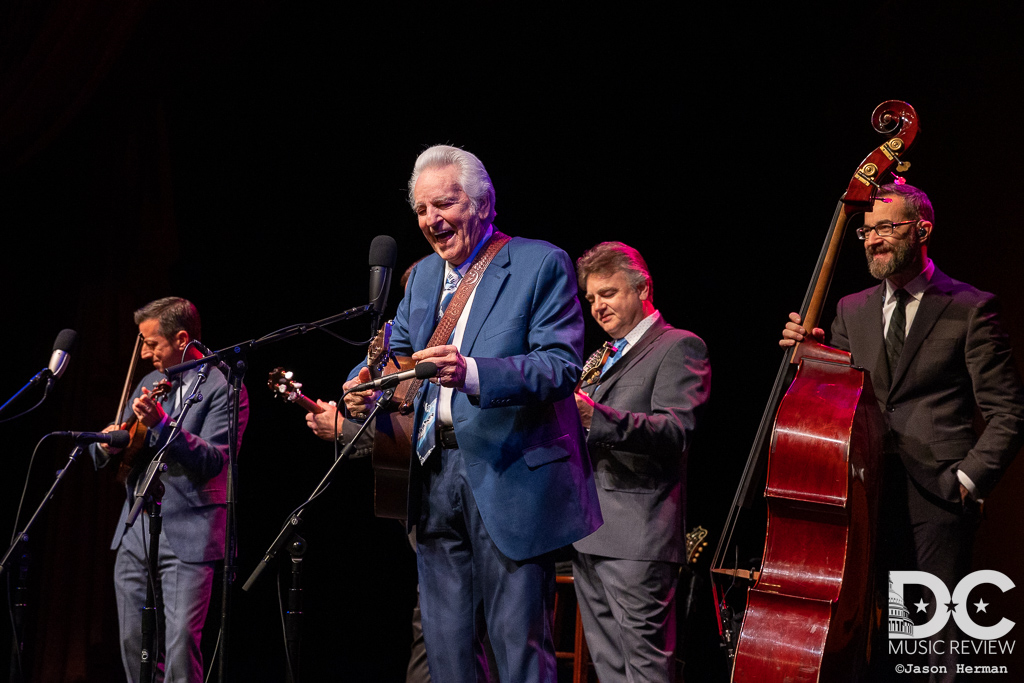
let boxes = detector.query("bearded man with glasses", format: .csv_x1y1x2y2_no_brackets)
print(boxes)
779,183,1024,681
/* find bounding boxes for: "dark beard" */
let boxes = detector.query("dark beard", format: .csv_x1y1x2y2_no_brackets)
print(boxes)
866,233,922,280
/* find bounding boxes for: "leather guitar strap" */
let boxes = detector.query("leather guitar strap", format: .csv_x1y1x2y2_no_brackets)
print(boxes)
400,231,511,413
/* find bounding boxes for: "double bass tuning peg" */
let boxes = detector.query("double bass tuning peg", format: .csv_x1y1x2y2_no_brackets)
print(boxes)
884,139,912,173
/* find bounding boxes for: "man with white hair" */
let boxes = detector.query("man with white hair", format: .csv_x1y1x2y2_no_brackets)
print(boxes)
318,145,602,682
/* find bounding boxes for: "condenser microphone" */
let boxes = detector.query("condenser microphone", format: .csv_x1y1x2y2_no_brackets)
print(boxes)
368,235,397,322
47,329,78,382
346,363,437,393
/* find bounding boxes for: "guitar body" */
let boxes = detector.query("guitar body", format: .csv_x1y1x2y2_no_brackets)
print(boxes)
371,355,416,519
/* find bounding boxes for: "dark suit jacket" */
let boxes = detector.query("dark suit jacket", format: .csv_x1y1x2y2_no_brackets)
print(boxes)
371,236,602,562
94,367,249,563
830,266,1024,515
573,315,710,563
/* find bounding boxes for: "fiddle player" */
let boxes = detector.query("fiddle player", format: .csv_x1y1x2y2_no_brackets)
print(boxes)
92,297,249,682
572,241,711,683
311,145,601,683
781,183,1024,681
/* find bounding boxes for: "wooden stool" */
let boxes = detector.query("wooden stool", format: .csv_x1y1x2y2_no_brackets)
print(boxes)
553,574,596,683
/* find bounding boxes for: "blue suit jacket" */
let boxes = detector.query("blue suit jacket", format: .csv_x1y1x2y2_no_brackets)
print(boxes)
367,235,602,561
94,367,248,563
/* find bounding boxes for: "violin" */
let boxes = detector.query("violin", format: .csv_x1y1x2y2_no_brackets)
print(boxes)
114,379,173,484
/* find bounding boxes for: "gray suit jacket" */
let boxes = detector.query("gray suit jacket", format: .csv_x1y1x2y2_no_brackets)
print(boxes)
94,367,248,563
831,266,1024,513
573,314,711,563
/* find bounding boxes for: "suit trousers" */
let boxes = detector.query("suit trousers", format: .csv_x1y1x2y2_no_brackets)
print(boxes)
873,459,979,683
416,447,557,683
572,552,679,683
114,510,216,683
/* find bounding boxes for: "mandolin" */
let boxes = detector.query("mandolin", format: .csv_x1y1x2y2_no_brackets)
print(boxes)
576,341,618,391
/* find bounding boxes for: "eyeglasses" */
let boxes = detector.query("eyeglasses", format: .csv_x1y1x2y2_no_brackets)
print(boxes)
856,219,919,240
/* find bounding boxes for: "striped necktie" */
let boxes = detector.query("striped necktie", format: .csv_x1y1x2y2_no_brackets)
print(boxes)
886,288,910,373
416,268,463,464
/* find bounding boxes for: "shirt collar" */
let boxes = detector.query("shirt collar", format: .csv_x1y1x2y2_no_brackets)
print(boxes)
886,257,934,303
445,225,494,279
619,310,660,348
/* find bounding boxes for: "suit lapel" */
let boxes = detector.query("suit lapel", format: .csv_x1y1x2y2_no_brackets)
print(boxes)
847,284,890,398
411,257,446,351
459,241,511,355
890,269,953,395
592,316,669,401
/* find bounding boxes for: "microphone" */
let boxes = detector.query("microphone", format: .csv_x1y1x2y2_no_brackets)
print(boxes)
190,340,232,375
47,329,78,382
368,235,397,322
347,363,437,393
52,430,131,448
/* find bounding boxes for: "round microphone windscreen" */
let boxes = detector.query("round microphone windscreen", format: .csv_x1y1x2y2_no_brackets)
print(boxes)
54,328,79,352
369,235,398,268
108,430,131,449
415,362,438,379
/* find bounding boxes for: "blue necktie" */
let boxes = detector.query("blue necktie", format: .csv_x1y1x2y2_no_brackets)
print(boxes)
602,339,628,375
416,269,463,464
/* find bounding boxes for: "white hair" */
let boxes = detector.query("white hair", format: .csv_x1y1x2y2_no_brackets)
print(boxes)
408,145,496,222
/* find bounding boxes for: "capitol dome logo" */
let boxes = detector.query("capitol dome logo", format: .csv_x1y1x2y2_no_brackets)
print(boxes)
888,577,914,637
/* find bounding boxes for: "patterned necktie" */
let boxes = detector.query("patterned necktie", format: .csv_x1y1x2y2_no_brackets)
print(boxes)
416,268,463,464
601,339,629,376
886,288,910,373
437,268,462,322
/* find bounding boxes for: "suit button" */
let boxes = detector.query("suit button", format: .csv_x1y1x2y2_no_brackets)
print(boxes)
886,405,895,412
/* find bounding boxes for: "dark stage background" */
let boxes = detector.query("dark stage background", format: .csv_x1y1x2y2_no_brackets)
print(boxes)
2,3,1024,681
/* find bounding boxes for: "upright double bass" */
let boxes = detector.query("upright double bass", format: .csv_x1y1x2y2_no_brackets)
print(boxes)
710,101,921,681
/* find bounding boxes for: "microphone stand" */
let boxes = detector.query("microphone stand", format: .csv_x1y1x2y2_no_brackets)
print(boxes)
125,363,209,528
139,481,165,683
0,445,87,578
2,439,89,683
7,549,29,683
241,386,394,683
0,368,52,421
124,364,208,683
161,302,376,683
